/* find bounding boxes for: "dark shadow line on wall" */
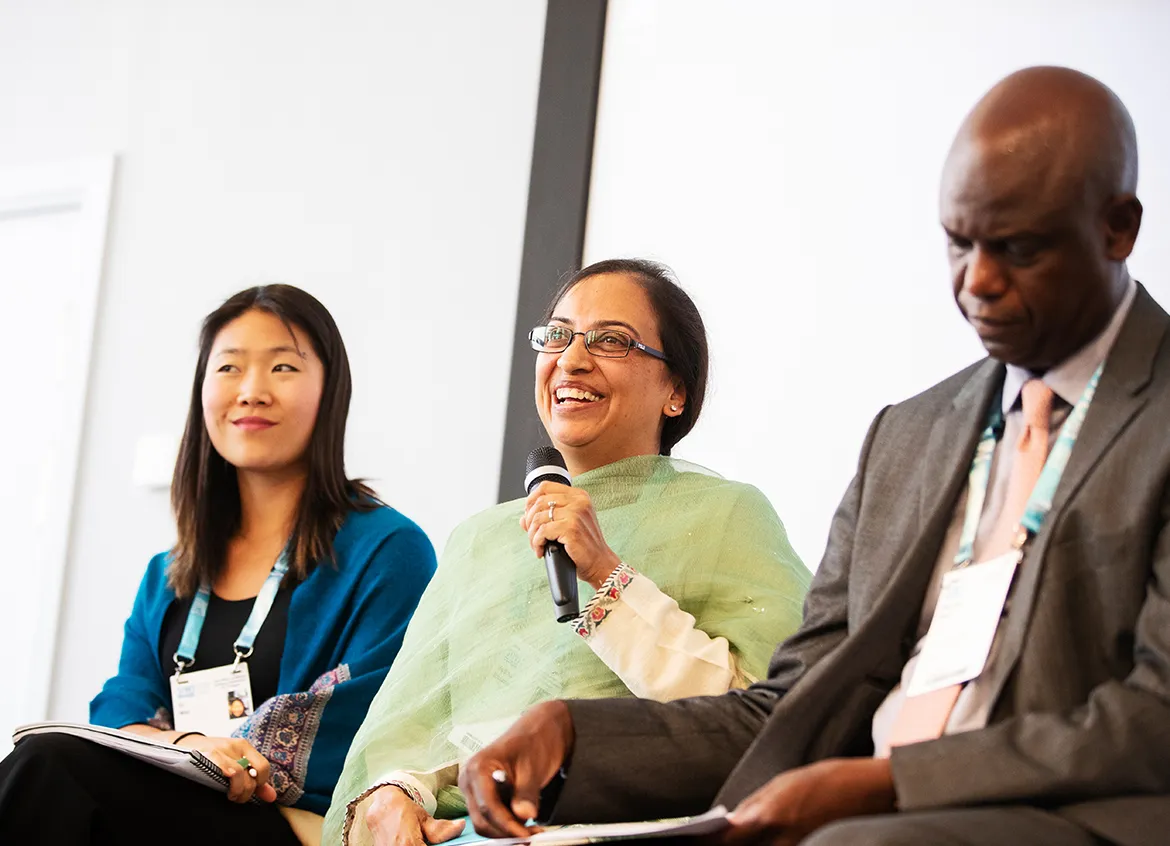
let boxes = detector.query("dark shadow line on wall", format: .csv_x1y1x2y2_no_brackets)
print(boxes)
497,0,608,502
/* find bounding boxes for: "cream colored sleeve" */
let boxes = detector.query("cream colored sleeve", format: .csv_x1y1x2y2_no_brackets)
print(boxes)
343,761,460,845
570,563,751,701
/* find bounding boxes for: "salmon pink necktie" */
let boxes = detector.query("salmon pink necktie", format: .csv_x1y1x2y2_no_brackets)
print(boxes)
885,378,1055,750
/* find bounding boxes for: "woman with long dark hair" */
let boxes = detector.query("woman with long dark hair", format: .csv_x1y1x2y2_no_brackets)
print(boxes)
0,285,436,845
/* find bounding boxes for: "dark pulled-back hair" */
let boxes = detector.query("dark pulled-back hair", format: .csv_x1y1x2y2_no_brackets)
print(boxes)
543,258,709,456
168,284,375,598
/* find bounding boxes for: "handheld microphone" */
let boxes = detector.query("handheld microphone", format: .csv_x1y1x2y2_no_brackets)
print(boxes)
525,446,579,623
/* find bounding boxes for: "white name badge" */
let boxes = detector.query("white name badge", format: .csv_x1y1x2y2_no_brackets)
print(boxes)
906,551,1020,698
170,662,255,738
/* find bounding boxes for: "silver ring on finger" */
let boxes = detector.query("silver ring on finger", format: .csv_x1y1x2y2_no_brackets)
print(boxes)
548,500,556,521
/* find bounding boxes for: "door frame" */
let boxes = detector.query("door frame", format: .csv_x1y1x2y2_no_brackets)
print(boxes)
0,156,116,722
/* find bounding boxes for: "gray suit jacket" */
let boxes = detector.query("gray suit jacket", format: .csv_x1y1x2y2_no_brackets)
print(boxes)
551,285,1170,846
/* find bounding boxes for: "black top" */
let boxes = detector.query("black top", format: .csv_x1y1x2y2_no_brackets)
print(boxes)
158,586,292,709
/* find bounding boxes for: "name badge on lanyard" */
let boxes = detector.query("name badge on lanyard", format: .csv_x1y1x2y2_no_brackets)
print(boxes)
169,552,288,737
907,549,1020,697
907,364,1103,698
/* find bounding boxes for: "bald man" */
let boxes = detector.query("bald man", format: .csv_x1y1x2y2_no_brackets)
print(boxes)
457,67,1167,846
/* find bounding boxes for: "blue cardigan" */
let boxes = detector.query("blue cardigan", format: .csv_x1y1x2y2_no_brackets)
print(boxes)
89,505,436,814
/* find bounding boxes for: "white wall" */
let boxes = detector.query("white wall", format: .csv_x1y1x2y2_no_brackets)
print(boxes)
0,0,545,722
586,0,1170,569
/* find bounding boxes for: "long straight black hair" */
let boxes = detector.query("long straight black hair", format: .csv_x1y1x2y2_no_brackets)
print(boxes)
168,284,375,598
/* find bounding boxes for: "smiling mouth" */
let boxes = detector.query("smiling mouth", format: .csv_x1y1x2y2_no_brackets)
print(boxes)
232,418,277,430
554,387,604,406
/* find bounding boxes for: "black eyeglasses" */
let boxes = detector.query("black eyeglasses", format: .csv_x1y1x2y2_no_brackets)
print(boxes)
528,325,668,361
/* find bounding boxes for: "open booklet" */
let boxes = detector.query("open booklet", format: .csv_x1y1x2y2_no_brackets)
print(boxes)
443,806,730,846
12,721,255,802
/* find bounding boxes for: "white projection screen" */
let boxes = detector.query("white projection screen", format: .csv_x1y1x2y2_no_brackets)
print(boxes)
584,0,1170,568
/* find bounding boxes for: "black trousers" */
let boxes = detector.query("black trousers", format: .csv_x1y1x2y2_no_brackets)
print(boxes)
0,734,301,846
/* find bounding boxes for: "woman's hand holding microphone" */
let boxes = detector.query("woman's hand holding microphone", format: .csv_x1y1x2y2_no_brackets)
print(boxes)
521,481,621,590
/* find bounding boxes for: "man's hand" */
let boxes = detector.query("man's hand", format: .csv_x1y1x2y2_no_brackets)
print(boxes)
719,758,896,846
364,786,465,846
460,700,576,838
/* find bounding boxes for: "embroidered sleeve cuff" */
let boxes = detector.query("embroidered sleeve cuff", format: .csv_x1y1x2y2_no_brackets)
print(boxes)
570,562,638,639
573,565,737,700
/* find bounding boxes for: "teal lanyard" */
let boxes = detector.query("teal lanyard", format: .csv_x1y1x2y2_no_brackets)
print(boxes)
173,551,289,674
954,364,1103,566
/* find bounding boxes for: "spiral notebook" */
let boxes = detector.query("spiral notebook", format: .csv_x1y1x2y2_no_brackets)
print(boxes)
12,721,250,799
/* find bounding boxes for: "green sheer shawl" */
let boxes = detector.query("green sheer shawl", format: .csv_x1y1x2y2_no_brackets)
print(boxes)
324,456,809,841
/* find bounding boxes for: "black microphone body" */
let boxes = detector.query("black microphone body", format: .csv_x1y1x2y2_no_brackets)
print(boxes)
525,446,580,623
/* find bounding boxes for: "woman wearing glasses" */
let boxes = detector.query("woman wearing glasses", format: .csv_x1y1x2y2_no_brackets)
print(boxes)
325,259,810,846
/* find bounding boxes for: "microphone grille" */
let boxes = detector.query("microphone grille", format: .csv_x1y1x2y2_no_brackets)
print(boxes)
525,446,571,493
526,446,567,475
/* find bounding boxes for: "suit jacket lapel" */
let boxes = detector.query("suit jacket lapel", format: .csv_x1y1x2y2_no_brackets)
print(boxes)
918,359,1004,530
842,359,1004,672
801,359,1005,689
986,284,1167,708
813,359,1004,685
